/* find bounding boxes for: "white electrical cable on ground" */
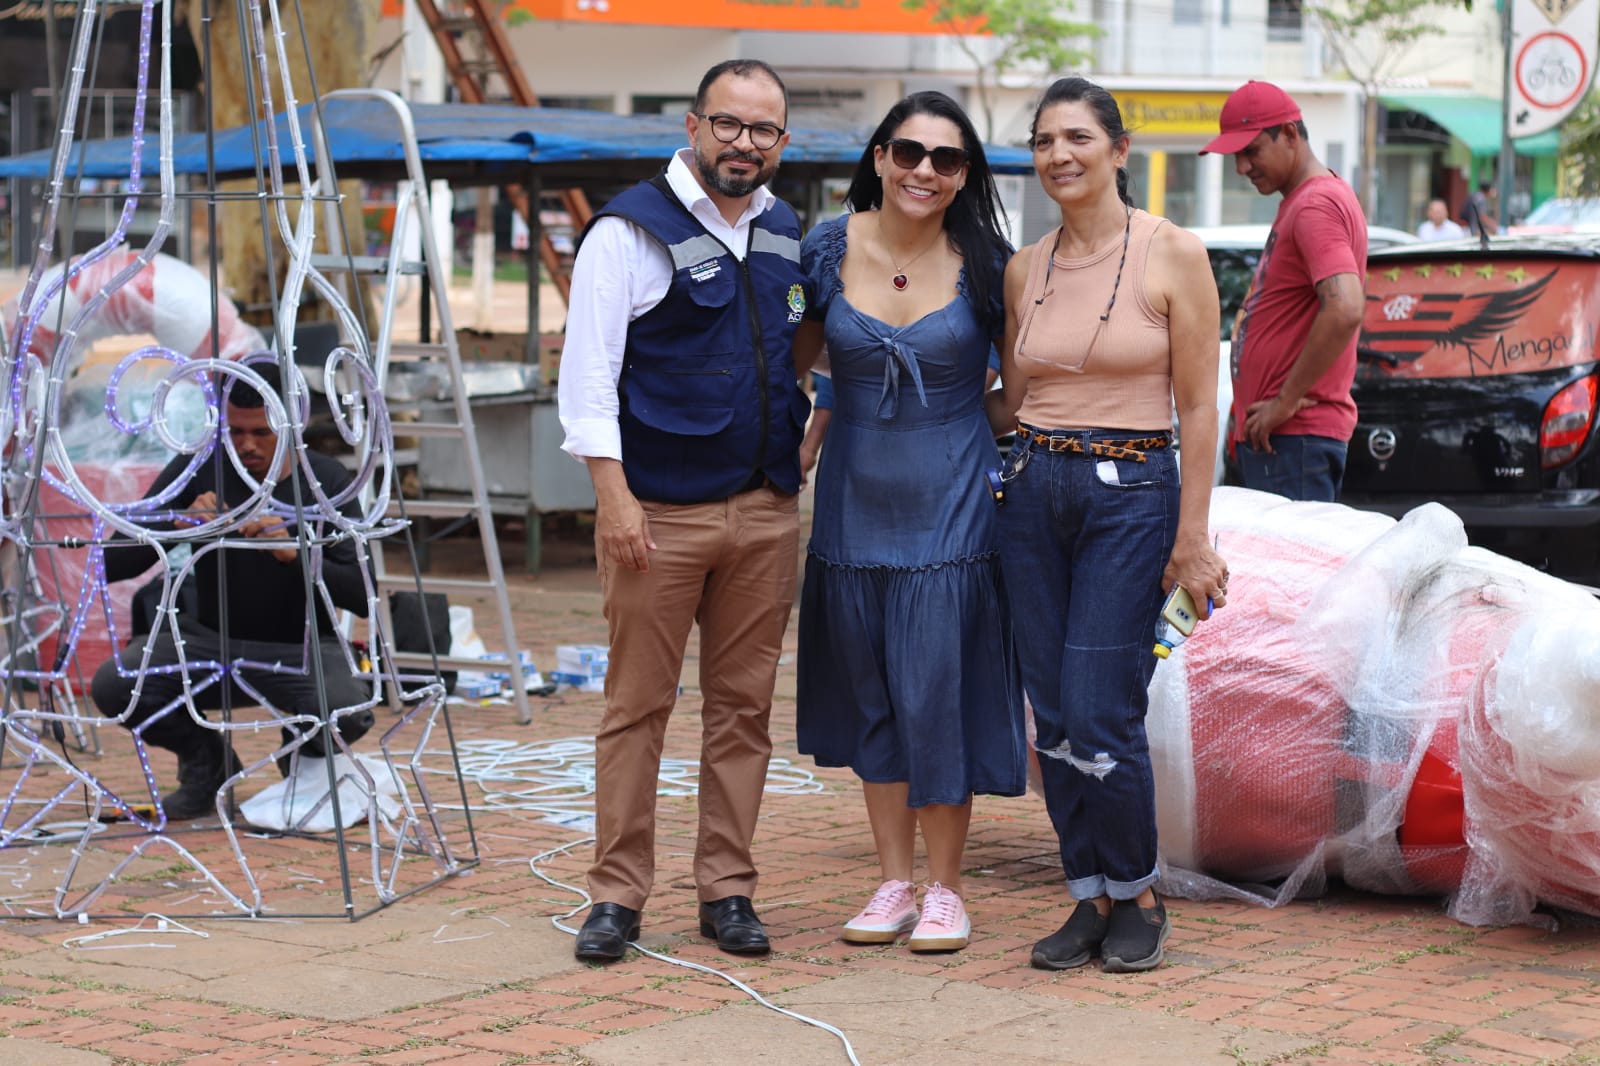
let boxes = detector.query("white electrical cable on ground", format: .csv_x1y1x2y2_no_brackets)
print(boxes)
419,737,826,819
62,912,210,950
417,736,858,1062
529,839,863,1066
21,734,855,1054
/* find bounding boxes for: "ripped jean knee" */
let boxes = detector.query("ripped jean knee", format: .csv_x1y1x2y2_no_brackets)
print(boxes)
1035,738,1119,779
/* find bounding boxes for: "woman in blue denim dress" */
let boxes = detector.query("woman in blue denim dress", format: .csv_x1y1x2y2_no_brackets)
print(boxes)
793,91,1024,953
986,77,1229,972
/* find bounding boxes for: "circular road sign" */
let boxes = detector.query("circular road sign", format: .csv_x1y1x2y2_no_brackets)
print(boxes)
1516,30,1590,111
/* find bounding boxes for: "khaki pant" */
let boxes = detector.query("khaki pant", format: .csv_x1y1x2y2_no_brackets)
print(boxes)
589,486,799,910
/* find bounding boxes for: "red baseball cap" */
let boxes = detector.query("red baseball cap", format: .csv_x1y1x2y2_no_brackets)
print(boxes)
1200,81,1303,155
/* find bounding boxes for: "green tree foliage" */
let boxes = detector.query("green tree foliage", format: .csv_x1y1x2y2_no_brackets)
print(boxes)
1559,89,1600,197
1305,0,1448,214
493,0,537,27
901,0,1098,140
1308,0,1444,56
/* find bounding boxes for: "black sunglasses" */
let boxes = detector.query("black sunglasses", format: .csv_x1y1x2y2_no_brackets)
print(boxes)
694,112,786,151
886,138,969,177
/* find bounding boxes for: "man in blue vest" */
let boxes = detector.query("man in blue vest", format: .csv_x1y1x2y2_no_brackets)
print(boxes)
557,59,810,963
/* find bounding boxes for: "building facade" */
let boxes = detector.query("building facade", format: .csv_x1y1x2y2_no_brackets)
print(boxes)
375,0,1562,239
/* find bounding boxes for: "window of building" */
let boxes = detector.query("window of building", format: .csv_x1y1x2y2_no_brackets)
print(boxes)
1174,0,1203,25
1268,0,1303,41
631,95,694,116
539,95,613,112
1164,154,1199,227
1125,152,1149,212
1221,180,1280,224
1326,142,1345,178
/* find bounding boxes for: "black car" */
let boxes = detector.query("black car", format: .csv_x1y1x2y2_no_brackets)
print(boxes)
1347,235,1600,586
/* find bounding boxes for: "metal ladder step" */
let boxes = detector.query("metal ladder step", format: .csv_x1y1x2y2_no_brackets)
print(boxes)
315,86,532,725
309,254,427,276
378,575,502,596
387,341,453,360
384,498,483,520
394,421,467,439
384,650,519,673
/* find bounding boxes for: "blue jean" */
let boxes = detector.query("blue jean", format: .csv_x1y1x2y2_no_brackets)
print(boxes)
996,430,1178,902
1235,434,1347,502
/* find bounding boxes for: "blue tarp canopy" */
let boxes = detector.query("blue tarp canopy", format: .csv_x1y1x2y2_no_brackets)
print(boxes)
0,97,1037,181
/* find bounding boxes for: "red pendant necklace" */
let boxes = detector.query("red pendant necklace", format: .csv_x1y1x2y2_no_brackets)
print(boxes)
882,217,943,291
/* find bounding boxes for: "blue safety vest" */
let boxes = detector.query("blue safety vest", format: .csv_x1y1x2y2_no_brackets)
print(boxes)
590,173,810,504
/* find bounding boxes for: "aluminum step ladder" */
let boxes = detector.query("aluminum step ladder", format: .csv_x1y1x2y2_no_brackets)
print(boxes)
409,0,591,303
310,88,532,724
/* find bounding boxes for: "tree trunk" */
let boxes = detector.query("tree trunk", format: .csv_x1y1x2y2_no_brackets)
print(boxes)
181,0,380,326
1362,89,1381,218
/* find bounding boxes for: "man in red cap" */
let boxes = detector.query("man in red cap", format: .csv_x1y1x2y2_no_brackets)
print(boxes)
1201,80,1367,501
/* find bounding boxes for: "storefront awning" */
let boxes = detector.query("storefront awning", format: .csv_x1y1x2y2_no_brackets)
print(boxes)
1380,93,1561,156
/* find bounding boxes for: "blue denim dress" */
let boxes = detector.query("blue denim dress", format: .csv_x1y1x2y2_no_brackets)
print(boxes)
795,215,1026,807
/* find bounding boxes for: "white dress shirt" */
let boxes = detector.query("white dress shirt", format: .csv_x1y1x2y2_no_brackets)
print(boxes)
557,148,778,462
1417,219,1466,241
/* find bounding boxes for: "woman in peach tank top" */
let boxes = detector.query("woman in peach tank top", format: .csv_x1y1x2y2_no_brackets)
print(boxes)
984,77,1229,974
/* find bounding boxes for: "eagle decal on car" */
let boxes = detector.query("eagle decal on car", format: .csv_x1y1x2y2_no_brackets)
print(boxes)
1358,268,1558,372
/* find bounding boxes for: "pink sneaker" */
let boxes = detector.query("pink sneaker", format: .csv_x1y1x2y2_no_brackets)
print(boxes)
908,882,970,952
842,879,918,943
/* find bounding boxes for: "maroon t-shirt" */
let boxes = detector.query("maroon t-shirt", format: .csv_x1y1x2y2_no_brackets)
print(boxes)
1230,174,1367,444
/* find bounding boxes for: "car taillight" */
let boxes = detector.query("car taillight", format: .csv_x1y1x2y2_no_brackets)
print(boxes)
1541,374,1598,467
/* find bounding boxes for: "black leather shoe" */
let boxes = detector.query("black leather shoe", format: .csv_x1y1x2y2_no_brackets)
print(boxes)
698,895,770,955
574,902,640,963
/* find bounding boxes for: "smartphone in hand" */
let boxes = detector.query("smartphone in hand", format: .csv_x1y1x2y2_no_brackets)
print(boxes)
1160,585,1201,638
1153,585,1202,659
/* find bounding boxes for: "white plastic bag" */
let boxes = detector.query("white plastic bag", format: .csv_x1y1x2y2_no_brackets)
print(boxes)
239,752,403,833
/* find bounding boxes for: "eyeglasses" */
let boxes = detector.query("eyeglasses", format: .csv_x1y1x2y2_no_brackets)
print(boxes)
886,138,969,177
694,112,785,151
1015,201,1132,373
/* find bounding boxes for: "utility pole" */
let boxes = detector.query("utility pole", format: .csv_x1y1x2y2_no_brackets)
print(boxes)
1498,0,1516,233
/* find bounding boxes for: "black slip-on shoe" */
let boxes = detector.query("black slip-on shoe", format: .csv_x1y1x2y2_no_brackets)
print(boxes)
574,902,640,963
1100,897,1170,973
1031,899,1109,970
698,895,770,955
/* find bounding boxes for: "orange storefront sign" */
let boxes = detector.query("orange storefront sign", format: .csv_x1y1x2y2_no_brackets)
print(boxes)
1361,256,1600,379
381,0,953,34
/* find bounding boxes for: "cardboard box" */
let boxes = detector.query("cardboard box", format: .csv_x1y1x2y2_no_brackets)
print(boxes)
553,644,608,691
538,337,563,387
456,328,532,363
548,672,605,694
482,650,545,691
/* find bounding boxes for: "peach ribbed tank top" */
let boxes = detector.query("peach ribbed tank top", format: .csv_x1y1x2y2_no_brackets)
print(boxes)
1012,207,1173,432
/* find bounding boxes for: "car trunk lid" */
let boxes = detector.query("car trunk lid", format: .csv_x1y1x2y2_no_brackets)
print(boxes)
1348,376,1548,494
1352,247,1600,495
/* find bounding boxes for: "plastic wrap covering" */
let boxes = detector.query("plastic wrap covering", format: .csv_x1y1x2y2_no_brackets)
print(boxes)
30,365,210,688
2,250,254,689
9,247,265,364
1149,486,1600,927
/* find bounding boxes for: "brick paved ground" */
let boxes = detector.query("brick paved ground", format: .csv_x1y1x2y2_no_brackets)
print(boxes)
4,510,1600,1065
1,268,1598,1064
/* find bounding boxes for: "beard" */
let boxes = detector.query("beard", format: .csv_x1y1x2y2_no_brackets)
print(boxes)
695,143,779,198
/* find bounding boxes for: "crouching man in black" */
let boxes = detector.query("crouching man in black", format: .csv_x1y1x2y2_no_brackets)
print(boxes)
91,365,374,820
